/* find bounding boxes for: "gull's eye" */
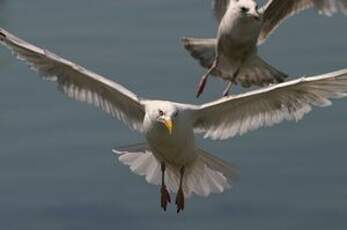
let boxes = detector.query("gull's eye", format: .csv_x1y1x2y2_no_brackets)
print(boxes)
173,111,179,118
255,5,259,11
158,109,164,116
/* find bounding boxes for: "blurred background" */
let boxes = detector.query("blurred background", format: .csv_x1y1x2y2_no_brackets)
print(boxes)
0,0,347,229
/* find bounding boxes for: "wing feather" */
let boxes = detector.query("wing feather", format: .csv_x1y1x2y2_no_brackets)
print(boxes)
213,0,230,23
192,69,347,140
258,0,347,44
0,28,145,132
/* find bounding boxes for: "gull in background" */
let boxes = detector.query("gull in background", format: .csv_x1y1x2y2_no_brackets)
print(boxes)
182,0,347,97
1,28,347,212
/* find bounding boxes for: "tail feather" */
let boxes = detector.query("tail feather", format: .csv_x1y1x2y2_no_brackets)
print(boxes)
198,148,240,181
113,144,161,185
183,160,230,197
114,144,239,198
183,148,239,197
236,56,288,88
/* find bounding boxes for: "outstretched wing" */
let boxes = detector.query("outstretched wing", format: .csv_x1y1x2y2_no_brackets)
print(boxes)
192,69,347,140
213,0,231,23
258,0,347,44
0,28,145,132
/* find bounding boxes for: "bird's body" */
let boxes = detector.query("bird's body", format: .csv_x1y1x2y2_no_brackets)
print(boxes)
216,0,260,73
143,101,197,166
215,1,260,81
1,27,347,212
182,0,347,97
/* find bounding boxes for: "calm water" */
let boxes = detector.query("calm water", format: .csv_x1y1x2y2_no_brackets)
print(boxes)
1,1,347,229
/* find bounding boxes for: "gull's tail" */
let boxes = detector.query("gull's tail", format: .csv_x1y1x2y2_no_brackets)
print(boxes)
181,37,288,87
113,143,239,198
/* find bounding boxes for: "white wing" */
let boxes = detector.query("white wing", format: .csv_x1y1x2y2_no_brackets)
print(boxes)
0,28,145,132
213,0,230,23
192,69,347,140
258,0,347,44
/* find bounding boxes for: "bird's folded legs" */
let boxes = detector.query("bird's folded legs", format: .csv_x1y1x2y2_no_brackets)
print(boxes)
160,163,171,211
196,61,217,98
175,166,185,213
222,81,232,97
222,68,240,97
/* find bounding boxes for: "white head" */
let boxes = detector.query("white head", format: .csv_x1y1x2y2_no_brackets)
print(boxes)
231,0,260,20
144,101,181,136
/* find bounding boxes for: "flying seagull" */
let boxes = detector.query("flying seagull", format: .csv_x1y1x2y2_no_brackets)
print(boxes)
182,0,347,97
1,28,347,212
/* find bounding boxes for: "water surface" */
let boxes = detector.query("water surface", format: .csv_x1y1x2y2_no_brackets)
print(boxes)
1,1,347,229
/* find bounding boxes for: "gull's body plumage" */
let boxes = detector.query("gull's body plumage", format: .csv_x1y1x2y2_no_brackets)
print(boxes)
1,28,347,211
143,101,197,166
182,0,347,97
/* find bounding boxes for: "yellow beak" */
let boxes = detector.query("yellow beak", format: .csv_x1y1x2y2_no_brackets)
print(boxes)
160,117,173,135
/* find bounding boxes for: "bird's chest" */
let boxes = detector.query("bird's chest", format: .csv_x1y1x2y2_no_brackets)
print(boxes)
144,123,196,166
216,36,256,76
218,14,260,49
218,35,254,61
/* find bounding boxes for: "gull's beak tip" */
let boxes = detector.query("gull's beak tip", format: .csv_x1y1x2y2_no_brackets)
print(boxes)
165,119,173,135
161,117,173,135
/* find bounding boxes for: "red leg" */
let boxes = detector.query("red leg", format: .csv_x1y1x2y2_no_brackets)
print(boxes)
222,81,232,97
196,61,217,98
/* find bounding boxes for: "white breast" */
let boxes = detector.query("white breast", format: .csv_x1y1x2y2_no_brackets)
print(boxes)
218,7,261,45
143,114,197,167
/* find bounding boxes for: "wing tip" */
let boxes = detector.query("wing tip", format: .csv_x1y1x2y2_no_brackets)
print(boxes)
0,29,6,41
180,37,192,50
180,37,188,43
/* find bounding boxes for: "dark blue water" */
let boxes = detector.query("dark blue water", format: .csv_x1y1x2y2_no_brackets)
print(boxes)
1,1,347,229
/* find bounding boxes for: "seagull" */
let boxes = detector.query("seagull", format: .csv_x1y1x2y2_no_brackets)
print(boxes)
1,27,347,212
182,0,347,97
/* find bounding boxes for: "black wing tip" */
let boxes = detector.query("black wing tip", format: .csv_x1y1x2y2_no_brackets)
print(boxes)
180,37,191,49
0,30,6,41
180,37,189,43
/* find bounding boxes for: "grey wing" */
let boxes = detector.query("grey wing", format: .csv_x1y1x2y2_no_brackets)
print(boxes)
0,28,145,132
191,69,347,140
181,37,217,70
258,0,347,44
213,0,230,23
